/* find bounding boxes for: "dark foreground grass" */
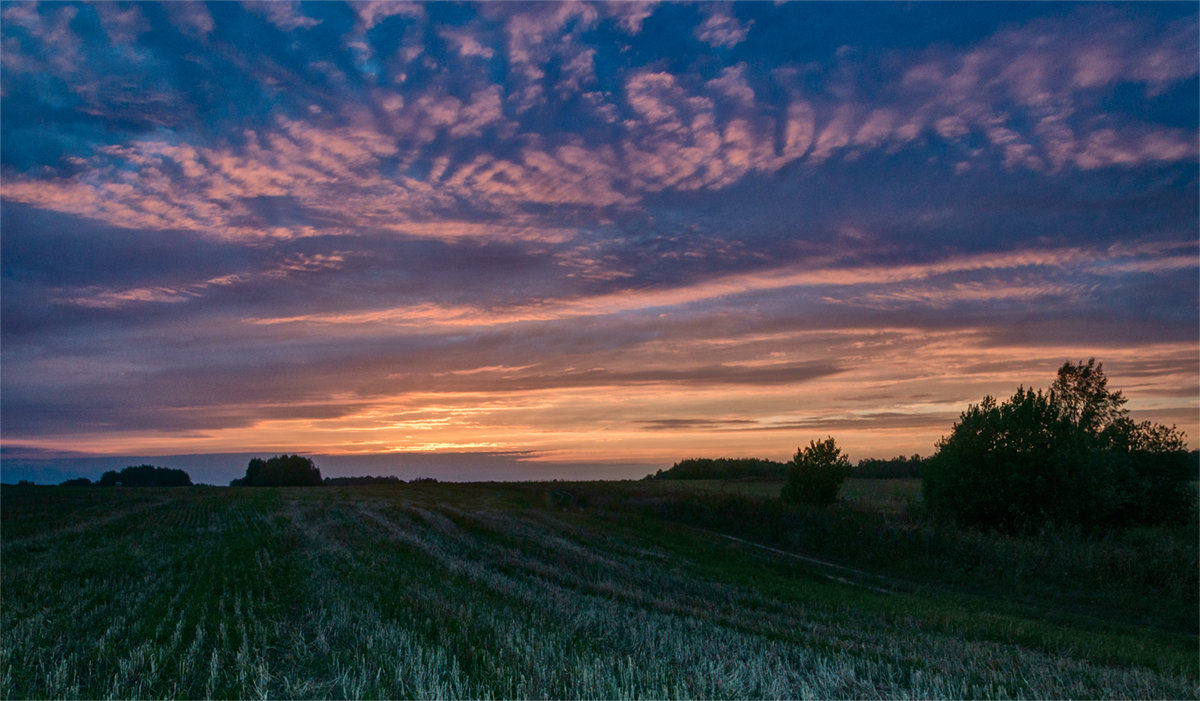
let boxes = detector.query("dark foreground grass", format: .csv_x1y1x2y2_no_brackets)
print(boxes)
627,478,1198,633
2,482,1196,699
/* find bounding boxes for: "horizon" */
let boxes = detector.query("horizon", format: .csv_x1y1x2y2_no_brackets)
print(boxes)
3,2,1197,480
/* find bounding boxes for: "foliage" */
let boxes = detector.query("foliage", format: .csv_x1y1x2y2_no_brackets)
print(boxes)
648,457,786,480
98,465,192,487
781,437,853,505
852,454,928,478
923,359,1194,533
58,477,93,486
230,455,322,487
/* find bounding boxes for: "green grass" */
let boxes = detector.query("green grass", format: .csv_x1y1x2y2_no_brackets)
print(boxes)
655,477,921,513
2,483,1196,699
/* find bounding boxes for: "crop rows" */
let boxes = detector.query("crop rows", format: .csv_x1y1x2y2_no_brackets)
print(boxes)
2,485,1196,699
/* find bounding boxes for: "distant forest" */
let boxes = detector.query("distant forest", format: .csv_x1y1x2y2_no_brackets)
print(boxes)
49,465,193,487
648,454,930,480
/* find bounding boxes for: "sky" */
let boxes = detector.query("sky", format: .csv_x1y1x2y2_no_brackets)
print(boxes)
2,1,1197,484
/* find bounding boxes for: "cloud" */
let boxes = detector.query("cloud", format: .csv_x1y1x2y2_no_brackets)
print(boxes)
1,3,1195,462
605,2,657,35
243,1,321,31
1,3,82,75
499,3,599,110
438,26,496,60
56,254,346,309
95,3,150,45
695,12,753,49
245,240,1190,331
707,64,756,105
162,2,215,39
352,1,424,31
620,69,784,192
890,8,1199,170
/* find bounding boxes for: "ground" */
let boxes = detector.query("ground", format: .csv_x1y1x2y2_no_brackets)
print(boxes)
2,480,1196,699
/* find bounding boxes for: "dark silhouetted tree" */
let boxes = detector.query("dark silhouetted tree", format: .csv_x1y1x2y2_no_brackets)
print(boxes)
231,455,322,486
97,465,192,487
923,359,1193,532
782,437,853,505
59,477,93,486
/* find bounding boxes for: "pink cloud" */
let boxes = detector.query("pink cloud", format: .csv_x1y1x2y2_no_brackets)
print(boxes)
353,1,424,31
604,2,657,35
162,2,215,39
1,3,81,75
1073,46,1122,89
895,11,1198,172
57,254,345,309
809,106,857,163
449,87,506,138
438,26,495,60
707,64,756,105
95,3,149,44
854,109,899,149
499,3,599,111
1074,128,1196,169
781,102,816,160
247,242,1175,331
695,12,753,49
243,1,320,31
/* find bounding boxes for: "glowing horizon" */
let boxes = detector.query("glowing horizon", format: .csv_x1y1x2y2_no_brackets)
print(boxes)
2,2,1197,481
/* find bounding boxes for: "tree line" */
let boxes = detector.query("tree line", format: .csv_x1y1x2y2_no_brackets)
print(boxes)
779,359,1195,533
649,454,928,481
44,456,441,488
653,359,1194,533
52,465,193,487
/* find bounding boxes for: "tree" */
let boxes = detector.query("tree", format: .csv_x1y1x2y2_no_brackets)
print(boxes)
231,455,322,487
782,437,853,505
923,359,1193,532
97,465,192,487
1050,358,1126,437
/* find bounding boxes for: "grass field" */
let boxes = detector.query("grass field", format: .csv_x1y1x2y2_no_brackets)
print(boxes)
2,481,1197,699
654,477,922,514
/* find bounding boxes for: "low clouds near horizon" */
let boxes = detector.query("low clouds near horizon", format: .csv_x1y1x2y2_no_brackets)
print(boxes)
2,1,1196,474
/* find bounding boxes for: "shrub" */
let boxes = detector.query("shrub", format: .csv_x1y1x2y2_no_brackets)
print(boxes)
781,437,853,505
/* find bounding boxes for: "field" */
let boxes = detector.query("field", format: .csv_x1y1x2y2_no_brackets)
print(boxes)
2,481,1197,699
656,477,922,514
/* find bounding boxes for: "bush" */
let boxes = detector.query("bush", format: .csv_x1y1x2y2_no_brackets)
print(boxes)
781,437,853,505
231,455,322,487
923,359,1194,532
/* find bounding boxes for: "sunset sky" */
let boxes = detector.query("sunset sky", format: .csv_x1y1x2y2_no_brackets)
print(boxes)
2,1,1197,483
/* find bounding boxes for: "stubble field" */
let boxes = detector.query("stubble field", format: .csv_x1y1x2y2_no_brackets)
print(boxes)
2,480,1196,699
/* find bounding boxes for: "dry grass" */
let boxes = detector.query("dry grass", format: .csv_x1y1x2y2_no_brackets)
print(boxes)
2,483,1195,699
